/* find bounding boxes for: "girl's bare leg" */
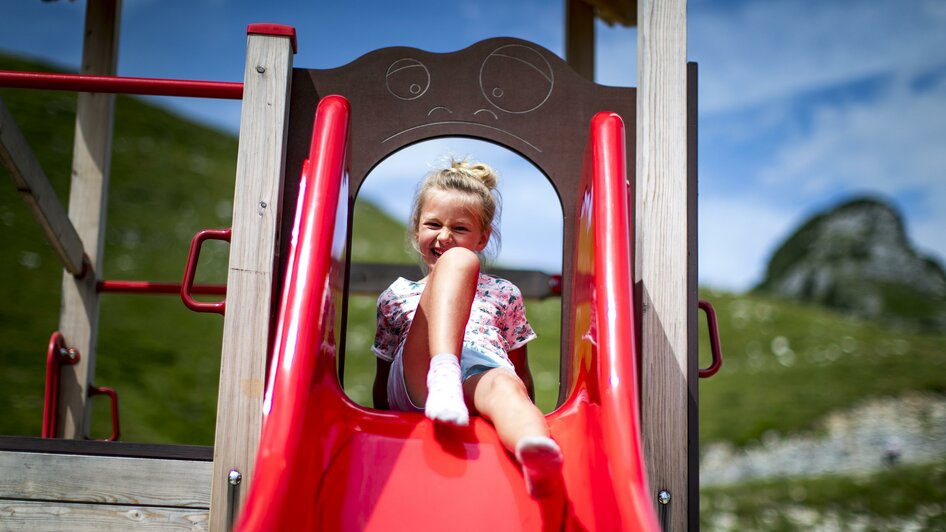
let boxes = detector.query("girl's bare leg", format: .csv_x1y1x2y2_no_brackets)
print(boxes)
465,369,563,497
401,248,481,423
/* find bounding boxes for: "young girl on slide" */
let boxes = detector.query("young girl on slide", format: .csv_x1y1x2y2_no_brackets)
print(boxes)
371,159,563,497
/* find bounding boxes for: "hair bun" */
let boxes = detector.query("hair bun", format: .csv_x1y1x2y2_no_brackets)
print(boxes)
452,159,498,190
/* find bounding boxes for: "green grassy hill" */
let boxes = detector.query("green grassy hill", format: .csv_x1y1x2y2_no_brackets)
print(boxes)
698,288,946,448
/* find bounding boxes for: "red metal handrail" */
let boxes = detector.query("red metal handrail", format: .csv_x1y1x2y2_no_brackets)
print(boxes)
98,280,225,296
0,70,242,99
42,331,80,438
88,386,121,441
698,300,723,378
181,228,231,315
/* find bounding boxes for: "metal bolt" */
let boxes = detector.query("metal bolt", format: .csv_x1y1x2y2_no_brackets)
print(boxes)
256,65,266,74
228,469,242,486
658,490,671,505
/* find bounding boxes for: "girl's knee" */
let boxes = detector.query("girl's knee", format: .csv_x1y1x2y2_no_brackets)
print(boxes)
438,247,481,272
479,369,528,402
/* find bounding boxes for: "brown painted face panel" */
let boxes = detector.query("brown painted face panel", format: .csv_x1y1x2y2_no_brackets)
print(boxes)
282,37,636,372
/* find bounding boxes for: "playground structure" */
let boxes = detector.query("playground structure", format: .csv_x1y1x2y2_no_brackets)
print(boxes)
0,1,719,530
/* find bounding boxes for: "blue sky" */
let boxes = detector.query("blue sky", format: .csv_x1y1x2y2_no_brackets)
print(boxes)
2,0,945,291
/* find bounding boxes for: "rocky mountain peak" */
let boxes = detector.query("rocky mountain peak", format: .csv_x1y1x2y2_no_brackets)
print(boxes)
756,197,946,330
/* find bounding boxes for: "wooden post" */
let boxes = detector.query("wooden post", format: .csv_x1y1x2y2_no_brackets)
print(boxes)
565,0,596,80
637,0,689,529
0,98,86,276
57,0,121,439
209,26,295,531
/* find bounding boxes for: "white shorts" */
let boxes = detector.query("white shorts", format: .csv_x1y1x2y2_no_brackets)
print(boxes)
386,344,516,412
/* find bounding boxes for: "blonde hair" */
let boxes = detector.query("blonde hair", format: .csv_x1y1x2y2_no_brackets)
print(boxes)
409,158,502,262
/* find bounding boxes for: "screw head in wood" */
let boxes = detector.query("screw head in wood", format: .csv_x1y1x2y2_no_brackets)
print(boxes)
658,490,671,505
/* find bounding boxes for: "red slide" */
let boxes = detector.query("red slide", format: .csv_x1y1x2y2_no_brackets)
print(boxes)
237,95,659,531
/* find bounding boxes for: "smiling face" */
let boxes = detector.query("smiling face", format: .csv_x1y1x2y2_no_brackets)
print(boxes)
414,188,490,271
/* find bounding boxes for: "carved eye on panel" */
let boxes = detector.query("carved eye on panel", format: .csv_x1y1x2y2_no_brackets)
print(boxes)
386,58,431,100
479,45,553,114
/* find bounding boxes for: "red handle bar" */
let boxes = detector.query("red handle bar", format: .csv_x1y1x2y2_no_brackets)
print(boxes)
181,228,231,315
698,300,723,378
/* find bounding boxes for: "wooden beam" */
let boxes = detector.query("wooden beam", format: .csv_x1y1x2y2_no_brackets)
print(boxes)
0,451,211,508
0,500,208,531
565,0,596,80
636,0,689,529
57,0,122,439
209,29,294,531
0,98,86,275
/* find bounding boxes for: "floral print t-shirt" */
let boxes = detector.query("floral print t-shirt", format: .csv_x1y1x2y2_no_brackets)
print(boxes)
372,274,537,366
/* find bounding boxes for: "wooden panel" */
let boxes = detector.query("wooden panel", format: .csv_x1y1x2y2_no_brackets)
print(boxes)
0,98,85,275
57,0,122,439
0,500,207,531
637,0,689,529
0,436,213,461
0,451,211,507
566,0,596,80
209,31,294,531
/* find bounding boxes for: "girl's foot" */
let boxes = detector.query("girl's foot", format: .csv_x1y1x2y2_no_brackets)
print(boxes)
425,354,469,426
515,436,564,498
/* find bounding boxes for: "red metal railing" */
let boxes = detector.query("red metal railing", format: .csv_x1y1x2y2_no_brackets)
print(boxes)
698,300,723,378
0,70,242,99
98,280,225,296
42,332,80,438
42,332,121,441
88,386,121,441
181,228,232,315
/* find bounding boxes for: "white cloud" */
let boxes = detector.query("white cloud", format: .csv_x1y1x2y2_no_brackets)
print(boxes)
757,71,946,266
691,0,946,114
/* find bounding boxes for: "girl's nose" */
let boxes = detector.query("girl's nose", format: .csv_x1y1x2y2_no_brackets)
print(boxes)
437,228,452,242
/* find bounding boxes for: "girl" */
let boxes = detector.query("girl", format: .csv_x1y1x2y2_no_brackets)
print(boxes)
371,159,563,498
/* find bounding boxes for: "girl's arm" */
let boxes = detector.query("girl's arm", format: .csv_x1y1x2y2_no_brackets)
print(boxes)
373,358,392,409
508,346,536,403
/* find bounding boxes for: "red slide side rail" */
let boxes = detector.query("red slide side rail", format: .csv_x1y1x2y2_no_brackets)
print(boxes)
0,70,242,99
589,112,659,529
238,95,350,531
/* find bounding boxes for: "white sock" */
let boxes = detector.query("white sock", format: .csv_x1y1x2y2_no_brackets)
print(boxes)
515,436,564,498
424,353,469,426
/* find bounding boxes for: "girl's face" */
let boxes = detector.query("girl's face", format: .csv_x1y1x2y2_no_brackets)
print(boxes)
414,188,489,270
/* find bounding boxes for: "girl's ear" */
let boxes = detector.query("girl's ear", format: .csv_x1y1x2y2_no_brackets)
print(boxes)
476,229,491,252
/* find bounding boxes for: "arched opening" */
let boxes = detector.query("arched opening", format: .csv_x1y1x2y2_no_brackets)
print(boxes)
342,137,564,413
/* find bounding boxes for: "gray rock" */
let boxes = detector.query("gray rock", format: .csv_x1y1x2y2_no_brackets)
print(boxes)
756,197,946,330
